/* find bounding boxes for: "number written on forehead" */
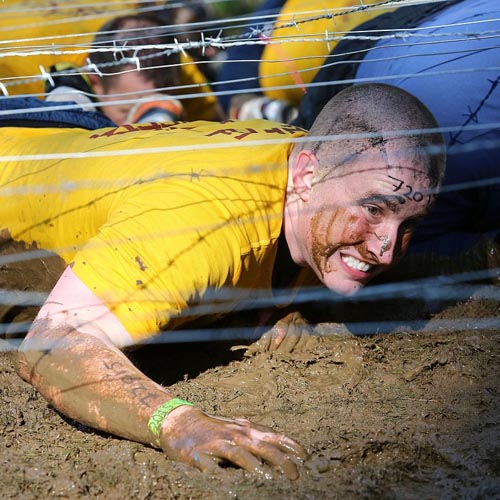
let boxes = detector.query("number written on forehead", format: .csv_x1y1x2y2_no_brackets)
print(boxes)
388,175,435,205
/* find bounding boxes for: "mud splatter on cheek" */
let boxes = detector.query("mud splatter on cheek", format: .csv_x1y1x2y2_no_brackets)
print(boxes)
310,207,357,276
310,209,335,278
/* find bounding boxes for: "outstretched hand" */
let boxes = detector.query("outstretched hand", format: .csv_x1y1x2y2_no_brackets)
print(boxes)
245,311,318,355
159,405,308,479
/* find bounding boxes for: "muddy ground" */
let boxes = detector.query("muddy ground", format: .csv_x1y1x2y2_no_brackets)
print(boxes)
1,274,499,499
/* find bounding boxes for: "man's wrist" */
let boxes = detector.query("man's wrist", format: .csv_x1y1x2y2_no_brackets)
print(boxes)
148,398,194,447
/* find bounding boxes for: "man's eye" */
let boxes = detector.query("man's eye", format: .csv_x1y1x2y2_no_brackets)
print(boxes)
364,205,381,217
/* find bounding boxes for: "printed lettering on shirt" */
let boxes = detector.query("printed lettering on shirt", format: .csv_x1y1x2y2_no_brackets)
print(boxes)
205,124,303,140
89,121,186,139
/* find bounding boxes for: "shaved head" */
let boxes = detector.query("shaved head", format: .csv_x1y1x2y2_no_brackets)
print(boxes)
296,83,446,188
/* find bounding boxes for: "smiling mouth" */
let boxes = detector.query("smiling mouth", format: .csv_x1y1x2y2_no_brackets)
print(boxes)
341,254,373,273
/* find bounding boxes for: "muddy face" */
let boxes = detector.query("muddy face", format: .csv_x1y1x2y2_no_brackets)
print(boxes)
310,208,362,278
303,146,433,296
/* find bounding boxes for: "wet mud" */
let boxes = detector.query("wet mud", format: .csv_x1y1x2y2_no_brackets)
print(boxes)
0,239,499,498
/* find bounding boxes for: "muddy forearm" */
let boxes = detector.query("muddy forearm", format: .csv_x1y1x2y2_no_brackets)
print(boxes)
16,320,174,446
16,319,310,476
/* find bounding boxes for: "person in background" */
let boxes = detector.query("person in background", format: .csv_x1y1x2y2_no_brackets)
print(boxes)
0,2,222,122
214,0,395,122
45,14,183,125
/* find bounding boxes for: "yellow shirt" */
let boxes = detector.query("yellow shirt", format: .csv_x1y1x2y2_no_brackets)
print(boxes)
0,119,307,341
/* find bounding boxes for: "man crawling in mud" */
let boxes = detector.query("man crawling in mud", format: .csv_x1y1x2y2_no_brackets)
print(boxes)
2,83,445,478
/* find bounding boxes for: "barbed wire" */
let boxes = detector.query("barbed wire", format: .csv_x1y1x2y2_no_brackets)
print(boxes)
0,0,478,93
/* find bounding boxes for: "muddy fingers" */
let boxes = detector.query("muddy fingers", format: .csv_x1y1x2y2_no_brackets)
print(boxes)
159,406,307,478
210,441,274,479
246,311,314,355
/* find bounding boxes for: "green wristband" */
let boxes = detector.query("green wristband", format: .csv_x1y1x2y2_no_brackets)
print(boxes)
148,398,193,446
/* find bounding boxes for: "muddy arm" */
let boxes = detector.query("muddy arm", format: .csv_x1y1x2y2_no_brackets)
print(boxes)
16,320,306,477
17,321,174,445
15,267,307,477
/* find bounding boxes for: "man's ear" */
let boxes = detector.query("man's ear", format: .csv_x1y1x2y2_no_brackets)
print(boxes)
292,150,319,202
87,73,103,95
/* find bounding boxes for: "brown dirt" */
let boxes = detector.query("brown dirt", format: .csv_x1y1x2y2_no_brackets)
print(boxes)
1,240,499,499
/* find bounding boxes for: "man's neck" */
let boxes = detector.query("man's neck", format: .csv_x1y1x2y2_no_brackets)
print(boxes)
272,231,302,290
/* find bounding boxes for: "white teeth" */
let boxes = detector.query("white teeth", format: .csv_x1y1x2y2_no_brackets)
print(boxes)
342,255,373,272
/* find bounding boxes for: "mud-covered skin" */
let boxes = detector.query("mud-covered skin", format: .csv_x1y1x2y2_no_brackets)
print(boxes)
16,320,308,476
303,156,431,296
308,194,411,282
17,321,170,445
245,311,320,355
159,405,308,479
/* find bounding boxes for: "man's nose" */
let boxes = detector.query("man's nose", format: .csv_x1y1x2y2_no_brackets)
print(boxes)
369,225,399,264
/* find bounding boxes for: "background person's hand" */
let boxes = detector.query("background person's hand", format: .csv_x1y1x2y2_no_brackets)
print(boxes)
159,405,308,478
229,93,298,123
245,311,317,355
